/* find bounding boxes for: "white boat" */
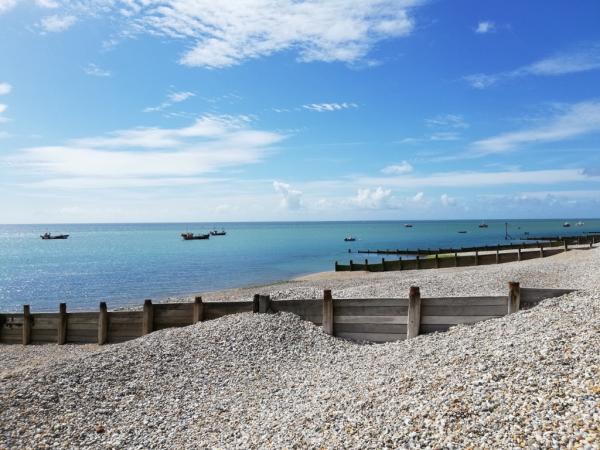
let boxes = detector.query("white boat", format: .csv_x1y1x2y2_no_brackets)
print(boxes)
563,222,571,228
576,221,584,226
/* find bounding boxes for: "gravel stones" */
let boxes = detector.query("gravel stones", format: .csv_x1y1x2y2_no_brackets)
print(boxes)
1,249,600,448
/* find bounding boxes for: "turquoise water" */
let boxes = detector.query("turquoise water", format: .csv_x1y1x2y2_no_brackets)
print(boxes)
0,220,597,311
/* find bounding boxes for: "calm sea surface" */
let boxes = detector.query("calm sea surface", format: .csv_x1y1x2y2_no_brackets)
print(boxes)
0,220,597,311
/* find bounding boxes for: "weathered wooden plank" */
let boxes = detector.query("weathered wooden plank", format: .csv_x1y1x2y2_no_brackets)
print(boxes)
334,306,409,316
67,313,99,324
335,323,407,334
322,290,333,335
67,321,98,331
478,254,497,265
107,311,143,322
335,332,406,342
422,296,506,306
333,299,409,307
334,315,407,324
508,282,520,314
65,335,97,344
521,287,575,304
421,315,499,325
98,302,108,345
422,304,507,316
153,303,193,311
407,286,421,339
193,296,204,323
420,324,453,333
204,302,254,314
142,299,153,335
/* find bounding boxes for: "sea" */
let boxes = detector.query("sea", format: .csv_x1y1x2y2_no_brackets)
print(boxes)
0,220,597,312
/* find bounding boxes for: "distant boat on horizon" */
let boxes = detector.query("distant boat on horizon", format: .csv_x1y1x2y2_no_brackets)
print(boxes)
478,221,488,228
40,233,69,240
576,221,584,227
210,229,227,236
344,235,356,242
181,232,210,240
404,224,413,228
563,222,571,228
457,230,467,234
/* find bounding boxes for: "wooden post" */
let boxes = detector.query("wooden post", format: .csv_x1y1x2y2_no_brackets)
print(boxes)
434,254,439,269
322,289,333,336
349,260,354,271
252,294,260,313
496,249,500,264
364,258,368,270
474,250,479,266
334,261,339,271
407,286,421,339
98,302,108,345
258,295,271,313
454,252,458,267
563,240,568,252
517,248,522,261
57,303,67,345
193,296,204,323
416,255,420,269
508,282,520,314
22,305,31,345
381,257,386,271
142,299,153,335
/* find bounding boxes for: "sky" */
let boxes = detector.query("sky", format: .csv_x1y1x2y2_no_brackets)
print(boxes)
0,0,600,223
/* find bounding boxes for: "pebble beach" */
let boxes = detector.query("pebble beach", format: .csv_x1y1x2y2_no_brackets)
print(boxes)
1,247,599,449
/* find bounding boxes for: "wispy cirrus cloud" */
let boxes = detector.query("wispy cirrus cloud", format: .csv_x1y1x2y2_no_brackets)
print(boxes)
34,0,424,68
9,116,285,188
465,42,600,88
472,100,600,154
83,63,111,77
381,161,413,174
144,90,195,113
39,14,77,33
302,102,358,112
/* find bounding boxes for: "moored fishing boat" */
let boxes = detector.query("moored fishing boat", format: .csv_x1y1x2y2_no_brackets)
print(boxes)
344,235,356,242
181,232,210,240
210,229,226,236
40,233,69,240
563,222,571,228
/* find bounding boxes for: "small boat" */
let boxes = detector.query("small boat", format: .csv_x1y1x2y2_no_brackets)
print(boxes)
478,222,488,228
576,221,584,227
41,233,69,240
404,224,413,228
563,222,571,228
457,230,467,234
181,232,210,240
210,229,227,236
344,236,356,242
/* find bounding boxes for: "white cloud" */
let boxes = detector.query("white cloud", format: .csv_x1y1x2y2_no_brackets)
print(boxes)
475,21,495,34
472,101,600,154
48,0,422,68
382,161,413,174
0,0,16,14
10,116,285,186
83,63,111,77
273,181,303,210
303,102,358,112
353,186,392,209
36,0,59,7
440,193,456,206
144,90,196,113
465,42,600,88
412,191,424,203
357,168,599,188
0,82,12,95
39,14,77,33
425,114,469,129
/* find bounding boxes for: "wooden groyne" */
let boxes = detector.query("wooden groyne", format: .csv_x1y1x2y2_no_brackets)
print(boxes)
355,235,597,256
0,285,574,345
337,241,594,272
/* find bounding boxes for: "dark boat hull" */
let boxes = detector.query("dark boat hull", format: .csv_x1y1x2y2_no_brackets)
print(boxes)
181,233,210,240
41,235,69,240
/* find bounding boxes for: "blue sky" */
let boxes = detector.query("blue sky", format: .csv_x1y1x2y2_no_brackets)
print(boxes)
1,0,600,223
